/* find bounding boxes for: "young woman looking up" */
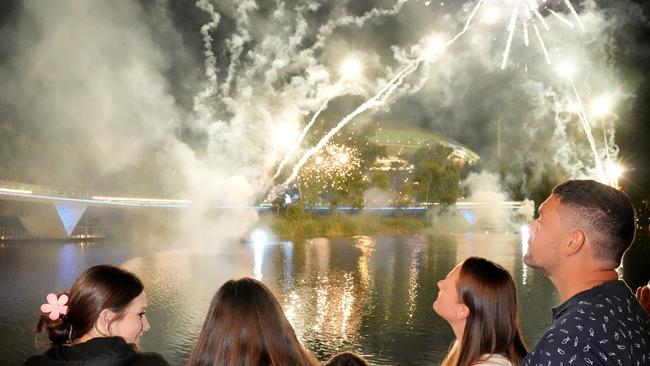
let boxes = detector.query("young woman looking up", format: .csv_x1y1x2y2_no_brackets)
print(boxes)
433,257,527,366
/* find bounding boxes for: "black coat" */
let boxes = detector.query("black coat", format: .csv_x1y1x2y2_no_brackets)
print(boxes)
22,337,170,366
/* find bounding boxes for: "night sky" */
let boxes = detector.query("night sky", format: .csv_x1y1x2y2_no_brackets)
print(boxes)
0,0,648,204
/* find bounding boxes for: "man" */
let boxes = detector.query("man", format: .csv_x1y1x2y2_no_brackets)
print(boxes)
523,180,650,366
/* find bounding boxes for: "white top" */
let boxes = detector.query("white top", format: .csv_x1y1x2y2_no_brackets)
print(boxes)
473,354,513,366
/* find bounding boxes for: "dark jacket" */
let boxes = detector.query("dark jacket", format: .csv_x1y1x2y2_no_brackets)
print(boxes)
22,337,170,366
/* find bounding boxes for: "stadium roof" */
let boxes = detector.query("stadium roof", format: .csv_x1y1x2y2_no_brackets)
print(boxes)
369,126,480,164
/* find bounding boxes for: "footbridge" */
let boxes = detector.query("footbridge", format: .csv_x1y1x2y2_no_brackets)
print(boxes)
0,180,200,240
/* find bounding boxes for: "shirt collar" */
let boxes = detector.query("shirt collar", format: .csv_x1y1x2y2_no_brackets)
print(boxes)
551,280,630,320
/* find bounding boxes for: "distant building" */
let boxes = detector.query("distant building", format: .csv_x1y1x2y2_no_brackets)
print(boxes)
369,125,480,171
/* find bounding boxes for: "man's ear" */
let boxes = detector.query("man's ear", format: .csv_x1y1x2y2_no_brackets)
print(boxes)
456,303,470,321
563,229,586,257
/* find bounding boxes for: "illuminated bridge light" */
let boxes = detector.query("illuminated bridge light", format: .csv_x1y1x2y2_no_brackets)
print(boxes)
0,187,33,194
92,196,191,205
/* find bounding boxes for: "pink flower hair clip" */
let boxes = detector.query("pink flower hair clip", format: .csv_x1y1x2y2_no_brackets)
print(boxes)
40,293,69,321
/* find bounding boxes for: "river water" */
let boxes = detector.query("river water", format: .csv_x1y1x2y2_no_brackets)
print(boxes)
1,232,648,365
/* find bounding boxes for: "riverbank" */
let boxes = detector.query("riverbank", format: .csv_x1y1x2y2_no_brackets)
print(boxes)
262,213,427,238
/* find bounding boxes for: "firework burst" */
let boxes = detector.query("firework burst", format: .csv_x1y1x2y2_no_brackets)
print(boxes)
299,144,362,192
494,0,585,69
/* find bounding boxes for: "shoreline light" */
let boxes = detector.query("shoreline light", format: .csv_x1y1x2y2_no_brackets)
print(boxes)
0,187,33,194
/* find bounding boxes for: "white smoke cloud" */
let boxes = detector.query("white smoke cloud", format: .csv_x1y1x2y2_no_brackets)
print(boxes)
2,0,177,182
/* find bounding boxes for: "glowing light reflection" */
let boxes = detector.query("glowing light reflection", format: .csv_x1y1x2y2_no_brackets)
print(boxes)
520,224,530,285
406,239,423,326
250,229,272,279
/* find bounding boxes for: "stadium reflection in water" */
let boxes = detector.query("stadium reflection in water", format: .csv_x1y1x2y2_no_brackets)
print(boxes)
1,233,648,365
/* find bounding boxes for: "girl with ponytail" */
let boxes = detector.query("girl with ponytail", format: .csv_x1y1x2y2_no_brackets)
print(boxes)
23,264,169,366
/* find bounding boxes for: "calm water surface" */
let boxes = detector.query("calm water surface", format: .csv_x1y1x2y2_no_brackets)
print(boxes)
1,233,648,365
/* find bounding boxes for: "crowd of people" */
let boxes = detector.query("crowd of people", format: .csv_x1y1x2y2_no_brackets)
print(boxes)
22,180,650,365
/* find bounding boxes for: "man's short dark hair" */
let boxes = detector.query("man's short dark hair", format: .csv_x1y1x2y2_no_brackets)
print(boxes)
552,180,635,267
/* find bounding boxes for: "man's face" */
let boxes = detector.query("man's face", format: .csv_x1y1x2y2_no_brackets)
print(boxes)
524,195,566,275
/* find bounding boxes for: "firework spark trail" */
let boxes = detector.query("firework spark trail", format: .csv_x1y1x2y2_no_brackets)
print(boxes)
222,2,311,97
567,78,605,179
195,0,221,85
563,0,585,32
530,2,549,30
549,9,575,28
274,0,487,192
448,0,486,45
533,24,551,64
221,2,256,97
502,8,518,69
271,96,334,181
600,119,612,166
523,17,530,47
501,0,584,69
378,60,421,104
312,0,409,51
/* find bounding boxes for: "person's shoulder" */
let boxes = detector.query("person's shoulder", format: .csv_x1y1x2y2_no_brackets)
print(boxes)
132,352,170,366
474,354,512,366
522,325,586,365
22,354,42,366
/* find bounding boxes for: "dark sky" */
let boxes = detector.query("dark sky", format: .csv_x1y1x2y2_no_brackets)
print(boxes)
612,0,650,201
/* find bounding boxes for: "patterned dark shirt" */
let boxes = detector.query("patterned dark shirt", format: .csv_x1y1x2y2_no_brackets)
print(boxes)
523,281,650,366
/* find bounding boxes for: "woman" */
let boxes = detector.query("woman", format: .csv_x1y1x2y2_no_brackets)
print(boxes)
23,264,169,366
187,277,320,366
433,257,527,366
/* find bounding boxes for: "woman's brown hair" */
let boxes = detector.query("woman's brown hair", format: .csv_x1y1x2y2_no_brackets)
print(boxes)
324,351,369,366
36,264,144,345
187,277,320,366
441,257,527,366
